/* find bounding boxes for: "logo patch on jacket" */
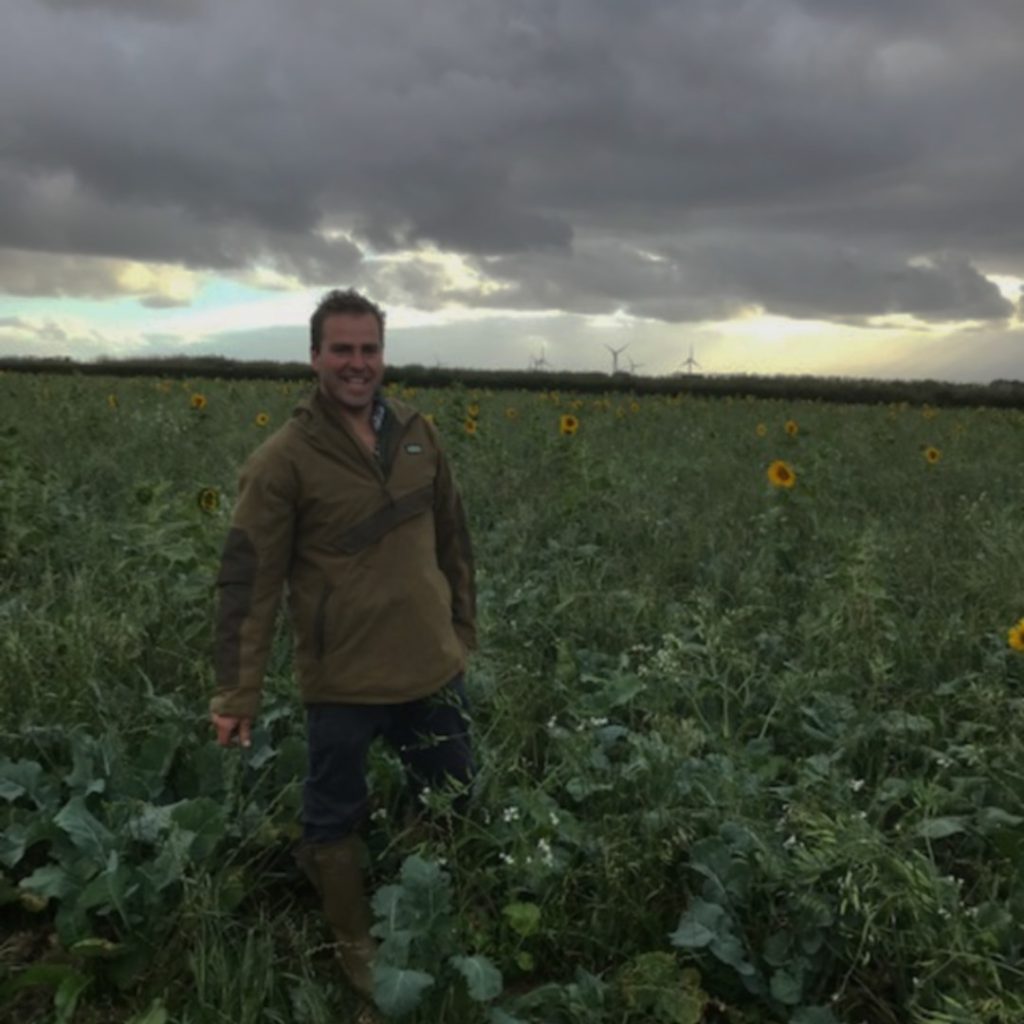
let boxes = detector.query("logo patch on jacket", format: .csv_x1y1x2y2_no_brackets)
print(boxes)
404,443,424,454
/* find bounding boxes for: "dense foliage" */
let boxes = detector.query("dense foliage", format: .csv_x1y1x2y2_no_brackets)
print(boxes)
2,372,1022,1023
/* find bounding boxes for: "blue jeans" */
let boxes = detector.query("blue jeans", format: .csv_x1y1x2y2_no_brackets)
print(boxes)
303,675,474,843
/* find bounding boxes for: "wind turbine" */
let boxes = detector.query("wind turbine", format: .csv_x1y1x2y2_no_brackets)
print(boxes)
605,343,629,375
529,343,551,371
680,344,701,375
627,357,644,375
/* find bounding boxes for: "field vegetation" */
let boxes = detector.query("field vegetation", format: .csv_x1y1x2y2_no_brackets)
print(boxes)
2,372,1023,1023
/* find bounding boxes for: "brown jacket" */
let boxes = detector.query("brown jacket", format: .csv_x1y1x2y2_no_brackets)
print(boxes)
210,389,475,718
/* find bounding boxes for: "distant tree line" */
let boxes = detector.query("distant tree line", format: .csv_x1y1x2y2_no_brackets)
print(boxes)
2,353,1022,410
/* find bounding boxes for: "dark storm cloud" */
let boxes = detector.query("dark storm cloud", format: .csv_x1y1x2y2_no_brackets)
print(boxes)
2,0,1023,323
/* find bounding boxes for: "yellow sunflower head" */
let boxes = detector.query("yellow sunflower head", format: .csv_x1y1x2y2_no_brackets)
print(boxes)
755,423,768,438
1008,622,1024,652
463,418,478,436
197,487,220,513
467,402,481,419
630,401,640,414
767,459,797,489
923,446,941,464
784,419,799,437
107,394,119,410
190,393,208,411
255,412,270,428
560,413,580,436
505,407,519,420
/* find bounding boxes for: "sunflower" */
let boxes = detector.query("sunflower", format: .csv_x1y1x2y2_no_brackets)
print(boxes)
767,459,796,489
467,402,481,420
755,423,768,438
560,414,580,436
107,394,119,410
1008,621,1024,652
630,401,640,414
255,412,270,427
197,487,220,513
190,393,208,411
784,419,799,437
463,418,478,436
923,446,941,464
505,407,519,420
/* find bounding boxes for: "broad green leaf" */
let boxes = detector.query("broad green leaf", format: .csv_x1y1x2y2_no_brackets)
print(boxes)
709,934,757,977
21,863,74,901
400,853,446,890
126,804,175,845
916,816,967,840
64,732,109,797
169,798,227,862
451,954,503,1001
125,998,169,1024
770,966,804,1005
791,1006,839,1024
669,918,715,948
0,759,58,810
0,759,43,801
488,1009,527,1024
54,969,91,1024
977,807,1024,833
373,964,434,1016
669,898,727,949
763,930,793,966
502,901,541,938
0,963,88,1001
0,824,28,868
54,796,115,863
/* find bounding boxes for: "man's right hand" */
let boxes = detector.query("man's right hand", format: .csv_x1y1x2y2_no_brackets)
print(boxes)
212,713,253,748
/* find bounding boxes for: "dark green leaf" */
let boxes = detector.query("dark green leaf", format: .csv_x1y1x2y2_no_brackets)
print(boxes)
451,954,503,1001
373,965,434,1016
54,797,115,864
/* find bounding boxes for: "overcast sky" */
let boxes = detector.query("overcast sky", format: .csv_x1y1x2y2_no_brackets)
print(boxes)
2,0,1023,381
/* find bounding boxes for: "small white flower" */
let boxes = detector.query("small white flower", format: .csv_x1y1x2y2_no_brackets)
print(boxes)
549,811,561,827
370,808,387,822
588,716,608,728
783,834,798,849
502,806,521,823
537,838,554,867
418,787,432,805
499,852,515,866
547,715,557,729
849,778,866,792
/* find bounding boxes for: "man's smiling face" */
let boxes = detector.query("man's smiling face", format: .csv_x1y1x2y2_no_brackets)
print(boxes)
311,312,385,418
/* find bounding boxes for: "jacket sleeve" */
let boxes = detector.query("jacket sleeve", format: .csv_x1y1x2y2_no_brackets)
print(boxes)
431,436,477,654
210,443,297,718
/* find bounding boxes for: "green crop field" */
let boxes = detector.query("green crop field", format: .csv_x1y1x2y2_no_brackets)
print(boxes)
2,371,1023,1024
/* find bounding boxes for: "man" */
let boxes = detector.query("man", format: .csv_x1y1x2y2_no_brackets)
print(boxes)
210,288,476,1003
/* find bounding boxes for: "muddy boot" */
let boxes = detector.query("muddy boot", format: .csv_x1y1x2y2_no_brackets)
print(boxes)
295,835,378,1003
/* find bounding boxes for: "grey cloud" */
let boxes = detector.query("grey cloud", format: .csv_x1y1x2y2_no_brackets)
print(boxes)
0,315,110,358
2,0,1023,324
37,0,204,17
445,236,1011,325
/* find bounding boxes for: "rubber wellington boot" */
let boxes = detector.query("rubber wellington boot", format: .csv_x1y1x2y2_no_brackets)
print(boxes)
295,836,378,1002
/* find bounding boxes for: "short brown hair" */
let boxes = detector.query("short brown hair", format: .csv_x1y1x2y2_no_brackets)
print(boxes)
310,289,386,352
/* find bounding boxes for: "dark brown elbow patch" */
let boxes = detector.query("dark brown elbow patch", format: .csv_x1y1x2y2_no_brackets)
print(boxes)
214,528,258,686
335,484,435,555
